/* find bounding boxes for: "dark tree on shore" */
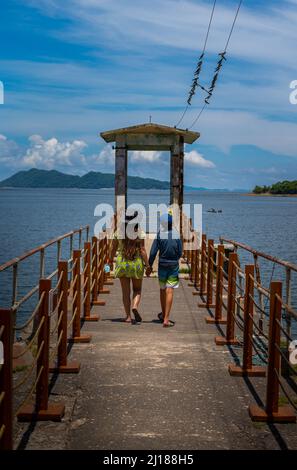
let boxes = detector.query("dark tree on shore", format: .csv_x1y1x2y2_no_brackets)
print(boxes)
252,180,297,194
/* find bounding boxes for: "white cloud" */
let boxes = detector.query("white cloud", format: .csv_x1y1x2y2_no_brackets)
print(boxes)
244,166,287,175
185,150,215,168
94,144,114,166
25,0,297,68
1,1,297,164
195,109,297,157
130,150,162,163
0,135,21,164
21,135,87,169
1,0,297,187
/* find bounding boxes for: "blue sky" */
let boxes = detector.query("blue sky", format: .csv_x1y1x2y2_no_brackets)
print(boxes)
0,0,297,189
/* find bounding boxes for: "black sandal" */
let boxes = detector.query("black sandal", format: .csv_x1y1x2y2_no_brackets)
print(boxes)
157,312,164,322
132,308,142,322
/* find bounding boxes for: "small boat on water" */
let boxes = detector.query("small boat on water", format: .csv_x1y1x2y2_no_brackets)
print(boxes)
207,208,223,213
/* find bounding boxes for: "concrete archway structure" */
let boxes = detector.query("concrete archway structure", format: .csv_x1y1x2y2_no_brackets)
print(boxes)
100,122,200,212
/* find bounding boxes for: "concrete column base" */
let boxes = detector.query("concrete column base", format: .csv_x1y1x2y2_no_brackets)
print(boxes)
205,316,227,325
249,404,296,423
92,300,106,306
69,334,91,343
49,361,81,374
84,315,100,322
228,364,266,377
215,336,240,346
17,403,65,422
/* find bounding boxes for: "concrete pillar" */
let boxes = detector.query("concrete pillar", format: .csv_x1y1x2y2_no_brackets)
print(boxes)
115,136,127,216
179,136,184,207
170,137,183,207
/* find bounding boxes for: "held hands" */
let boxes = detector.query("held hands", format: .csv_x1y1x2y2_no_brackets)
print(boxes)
146,266,152,277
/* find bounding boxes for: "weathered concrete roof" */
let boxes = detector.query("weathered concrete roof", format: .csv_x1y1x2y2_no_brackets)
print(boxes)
100,122,200,145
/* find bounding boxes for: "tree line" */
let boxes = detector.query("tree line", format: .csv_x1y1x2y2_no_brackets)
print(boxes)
253,180,297,195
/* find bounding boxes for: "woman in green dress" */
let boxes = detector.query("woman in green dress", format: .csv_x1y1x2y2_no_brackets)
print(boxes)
108,213,150,323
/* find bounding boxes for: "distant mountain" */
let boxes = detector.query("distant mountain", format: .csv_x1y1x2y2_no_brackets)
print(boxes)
0,168,170,190
0,169,248,192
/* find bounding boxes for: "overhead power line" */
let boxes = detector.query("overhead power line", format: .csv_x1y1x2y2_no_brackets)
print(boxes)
187,0,217,106
175,0,217,128
188,0,243,130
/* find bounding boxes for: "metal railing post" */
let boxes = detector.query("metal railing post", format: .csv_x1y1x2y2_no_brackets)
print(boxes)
199,240,215,308
194,248,199,288
40,248,45,278
215,253,240,346
12,263,18,308
91,237,106,307
249,281,296,423
229,265,265,377
199,234,207,295
0,309,13,450
49,261,80,374
285,267,292,348
18,279,65,421
69,233,73,262
205,245,227,324
83,242,99,322
70,250,91,343
79,229,82,250
91,237,98,303
57,240,61,265
103,235,113,288
189,242,194,282
100,236,111,294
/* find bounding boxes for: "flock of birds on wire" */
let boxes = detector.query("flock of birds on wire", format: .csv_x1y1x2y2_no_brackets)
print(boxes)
175,0,243,130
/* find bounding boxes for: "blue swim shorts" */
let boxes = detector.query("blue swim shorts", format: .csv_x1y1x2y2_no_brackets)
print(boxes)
158,264,179,289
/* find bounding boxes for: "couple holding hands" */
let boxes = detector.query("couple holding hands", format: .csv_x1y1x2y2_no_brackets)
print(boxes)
108,212,182,327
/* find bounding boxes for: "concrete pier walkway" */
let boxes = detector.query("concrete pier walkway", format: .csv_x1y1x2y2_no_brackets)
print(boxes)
14,277,297,450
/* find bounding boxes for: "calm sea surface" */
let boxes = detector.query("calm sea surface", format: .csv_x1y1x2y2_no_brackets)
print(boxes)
0,188,296,326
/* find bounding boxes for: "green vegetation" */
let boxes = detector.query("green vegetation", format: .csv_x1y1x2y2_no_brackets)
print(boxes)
13,364,29,373
253,180,297,195
278,395,297,406
0,168,170,190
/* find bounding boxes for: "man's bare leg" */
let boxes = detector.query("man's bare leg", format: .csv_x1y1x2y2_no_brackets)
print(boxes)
163,287,174,326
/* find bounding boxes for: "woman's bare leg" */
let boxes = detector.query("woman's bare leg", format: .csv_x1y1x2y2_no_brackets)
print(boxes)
120,277,131,321
131,278,143,322
131,278,142,311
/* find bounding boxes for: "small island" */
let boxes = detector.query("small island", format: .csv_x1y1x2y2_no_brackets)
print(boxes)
250,180,297,196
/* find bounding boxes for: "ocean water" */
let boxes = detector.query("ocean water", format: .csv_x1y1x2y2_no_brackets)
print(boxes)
0,188,296,328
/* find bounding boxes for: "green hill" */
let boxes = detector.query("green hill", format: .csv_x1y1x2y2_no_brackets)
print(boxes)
0,168,170,190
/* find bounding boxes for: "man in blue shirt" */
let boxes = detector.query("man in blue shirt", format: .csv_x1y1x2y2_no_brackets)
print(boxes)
146,213,182,327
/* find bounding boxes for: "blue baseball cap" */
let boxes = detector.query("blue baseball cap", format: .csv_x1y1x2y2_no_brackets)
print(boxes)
160,213,173,227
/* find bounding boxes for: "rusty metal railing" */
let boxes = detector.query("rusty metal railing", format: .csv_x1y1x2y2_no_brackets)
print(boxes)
0,229,111,450
0,226,89,328
187,232,297,424
220,237,297,346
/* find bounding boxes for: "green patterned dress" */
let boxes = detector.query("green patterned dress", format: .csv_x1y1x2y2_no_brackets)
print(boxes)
114,231,145,279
